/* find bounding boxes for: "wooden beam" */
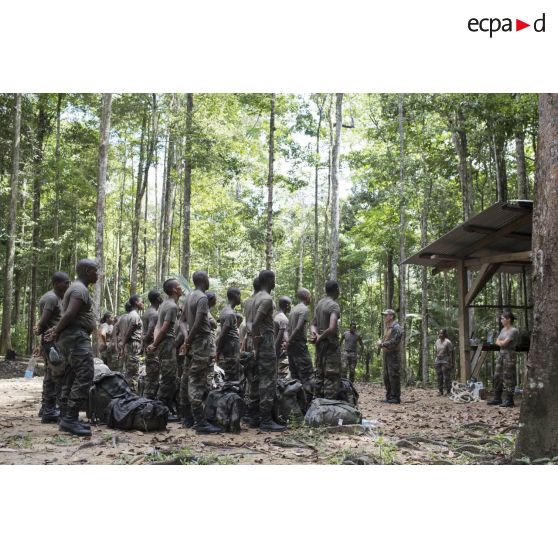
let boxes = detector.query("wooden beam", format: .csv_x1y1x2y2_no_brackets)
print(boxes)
429,254,461,261
456,260,471,382
456,212,532,258
464,251,532,267
463,224,531,239
464,263,501,306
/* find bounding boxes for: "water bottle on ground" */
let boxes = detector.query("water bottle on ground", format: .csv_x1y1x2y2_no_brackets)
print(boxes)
24,356,37,379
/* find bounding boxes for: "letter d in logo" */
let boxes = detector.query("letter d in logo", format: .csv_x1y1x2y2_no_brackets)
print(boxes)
534,13,546,32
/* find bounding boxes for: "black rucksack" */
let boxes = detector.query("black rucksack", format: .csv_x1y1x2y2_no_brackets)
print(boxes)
204,383,244,433
273,378,305,424
105,393,169,432
338,377,359,407
88,370,132,424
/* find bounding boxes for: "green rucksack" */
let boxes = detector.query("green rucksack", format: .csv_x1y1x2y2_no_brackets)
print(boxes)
304,398,362,427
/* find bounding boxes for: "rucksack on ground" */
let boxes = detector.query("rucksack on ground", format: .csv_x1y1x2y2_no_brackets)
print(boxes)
338,377,359,407
88,369,132,424
204,382,244,433
304,398,362,427
106,393,169,432
274,378,305,424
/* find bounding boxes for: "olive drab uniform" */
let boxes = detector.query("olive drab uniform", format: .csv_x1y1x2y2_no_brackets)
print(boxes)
218,304,240,381
181,290,212,414
154,298,179,409
380,322,403,401
342,330,361,383
98,322,113,365
251,291,277,420
142,305,160,399
273,310,289,378
494,327,519,399
122,309,143,392
314,296,342,399
286,302,314,405
108,316,123,371
38,290,64,412
434,338,453,394
242,294,258,407
57,280,96,416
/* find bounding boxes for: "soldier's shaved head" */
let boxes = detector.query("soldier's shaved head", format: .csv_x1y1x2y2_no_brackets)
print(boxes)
76,259,98,284
52,271,70,285
297,288,311,304
163,278,179,296
252,276,261,293
192,270,209,290
278,296,292,312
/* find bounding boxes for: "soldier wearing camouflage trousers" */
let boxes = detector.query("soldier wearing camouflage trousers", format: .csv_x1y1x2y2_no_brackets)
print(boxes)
311,281,342,400
377,309,403,404
487,312,519,408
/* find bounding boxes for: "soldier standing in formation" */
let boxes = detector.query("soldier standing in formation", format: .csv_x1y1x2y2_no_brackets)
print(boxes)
44,259,98,436
216,287,242,382
181,271,223,434
121,295,144,391
250,270,285,431
340,322,364,383
142,290,162,400
34,272,71,423
434,329,453,396
487,312,519,408
285,288,313,407
311,280,342,399
377,309,403,404
98,312,114,365
274,295,291,378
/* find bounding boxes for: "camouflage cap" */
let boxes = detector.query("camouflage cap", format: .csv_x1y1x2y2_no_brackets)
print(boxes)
381,309,396,316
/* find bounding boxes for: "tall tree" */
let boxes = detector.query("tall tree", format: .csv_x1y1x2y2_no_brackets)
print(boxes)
265,93,276,270
181,93,194,281
452,108,473,219
53,93,63,269
515,130,529,199
313,95,326,299
0,94,22,354
94,93,112,325
329,93,343,280
515,94,558,460
27,94,49,353
130,94,157,294
397,94,407,381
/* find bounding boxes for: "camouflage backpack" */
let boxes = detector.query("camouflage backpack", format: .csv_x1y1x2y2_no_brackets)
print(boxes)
273,378,305,424
337,377,359,407
304,398,362,428
88,368,132,424
204,383,244,433
105,393,169,432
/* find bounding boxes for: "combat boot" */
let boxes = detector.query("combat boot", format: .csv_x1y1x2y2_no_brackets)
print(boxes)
41,403,60,424
193,407,223,435
487,389,503,406
59,407,91,437
242,405,260,428
438,388,444,396
180,405,194,428
387,397,401,404
259,410,286,432
500,393,514,408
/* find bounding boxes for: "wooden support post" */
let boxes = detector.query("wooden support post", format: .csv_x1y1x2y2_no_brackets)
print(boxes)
456,261,471,381
464,263,501,306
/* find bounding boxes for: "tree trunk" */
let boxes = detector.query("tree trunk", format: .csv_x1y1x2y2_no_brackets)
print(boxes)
94,93,112,326
386,251,394,309
114,146,127,313
181,93,193,281
53,93,63,269
314,95,325,299
265,93,276,270
27,94,49,353
515,94,558,459
130,108,147,294
397,95,407,382
161,129,175,281
515,131,529,199
421,181,432,385
0,94,22,354
329,93,343,280
493,132,508,202
452,111,473,219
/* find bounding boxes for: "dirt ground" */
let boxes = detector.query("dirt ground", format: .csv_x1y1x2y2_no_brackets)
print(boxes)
0,360,532,465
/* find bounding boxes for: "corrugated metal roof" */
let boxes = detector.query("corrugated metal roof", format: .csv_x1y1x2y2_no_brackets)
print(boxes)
403,201,532,273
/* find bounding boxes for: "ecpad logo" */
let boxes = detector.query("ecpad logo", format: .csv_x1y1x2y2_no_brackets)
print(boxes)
468,13,546,37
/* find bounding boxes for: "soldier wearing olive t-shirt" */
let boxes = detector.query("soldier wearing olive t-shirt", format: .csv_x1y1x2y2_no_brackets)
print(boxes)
44,260,98,436
217,287,242,382
311,280,342,400
35,272,71,423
